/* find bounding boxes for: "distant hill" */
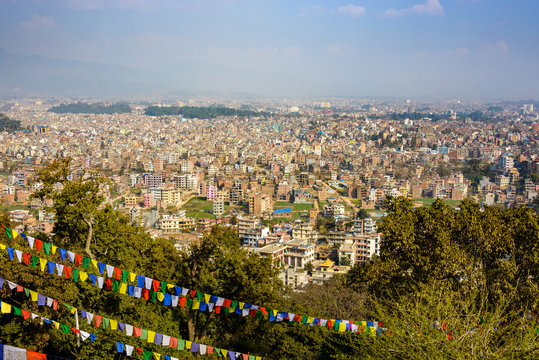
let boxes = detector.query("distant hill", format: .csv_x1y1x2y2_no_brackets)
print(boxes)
48,102,131,114
144,105,261,118
0,113,21,132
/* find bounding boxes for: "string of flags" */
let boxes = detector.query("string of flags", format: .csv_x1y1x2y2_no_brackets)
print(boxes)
0,297,97,342
0,225,382,335
0,276,262,359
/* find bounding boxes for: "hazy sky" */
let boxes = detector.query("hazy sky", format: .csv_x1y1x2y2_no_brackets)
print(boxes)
1,0,538,98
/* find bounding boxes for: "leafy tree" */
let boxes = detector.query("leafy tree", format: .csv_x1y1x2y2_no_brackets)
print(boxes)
0,113,21,132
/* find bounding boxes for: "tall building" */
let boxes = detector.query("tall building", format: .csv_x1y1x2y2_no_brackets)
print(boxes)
248,193,272,216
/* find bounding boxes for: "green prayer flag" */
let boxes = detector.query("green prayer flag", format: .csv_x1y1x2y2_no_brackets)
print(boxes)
150,290,157,303
63,303,73,311
43,242,51,255
161,281,167,293
5,227,12,238
186,298,193,307
223,307,229,314
112,280,120,292
249,356,255,360
302,315,308,324
31,255,39,268
536,328,539,334
196,291,203,301
82,257,91,269
61,324,70,334
24,288,30,297
102,317,110,329
121,269,129,283
141,328,148,340
143,350,152,360
333,321,339,331
230,300,238,310
13,306,22,316
255,310,263,319
178,339,185,350
72,269,80,282
215,348,221,357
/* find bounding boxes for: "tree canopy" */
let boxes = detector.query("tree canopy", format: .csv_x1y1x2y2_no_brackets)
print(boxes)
48,102,131,114
0,113,22,132
144,106,261,118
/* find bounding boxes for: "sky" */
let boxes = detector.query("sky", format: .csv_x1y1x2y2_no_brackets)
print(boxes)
0,0,538,99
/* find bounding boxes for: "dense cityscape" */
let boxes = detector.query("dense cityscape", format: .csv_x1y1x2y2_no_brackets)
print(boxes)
0,0,538,359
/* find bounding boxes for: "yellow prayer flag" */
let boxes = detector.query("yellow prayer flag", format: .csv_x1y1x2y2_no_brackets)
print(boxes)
147,330,155,343
239,302,245,309
221,349,228,357
12,230,19,238
153,353,161,360
129,272,137,282
119,282,127,294
54,322,60,330
40,258,47,272
70,307,76,314
79,272,88,283
338,322,346,332
110,319,118,330
307,316,314,324
186,341,192,350
157,292,165,302
0,244,6,251
30,291,38,302
204,293,211,303
1,302,11,313
167,284,175,290
52,245,58,254
192,300,200,310
361,321,367,326
256,357,262,360
272,309,278,316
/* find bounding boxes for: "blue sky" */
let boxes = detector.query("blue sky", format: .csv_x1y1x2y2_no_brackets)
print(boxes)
1,0,538,98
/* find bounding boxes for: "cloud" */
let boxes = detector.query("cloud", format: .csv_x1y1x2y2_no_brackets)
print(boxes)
338,4,366,17
455,47,470,55
496,40,509,54
66,0,165,10
383,0,444,17
20,15,59,31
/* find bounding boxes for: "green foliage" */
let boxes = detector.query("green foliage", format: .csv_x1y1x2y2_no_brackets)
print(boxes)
0,113,22,132
144,106,261,118
48,102,131,114
348,196,539,311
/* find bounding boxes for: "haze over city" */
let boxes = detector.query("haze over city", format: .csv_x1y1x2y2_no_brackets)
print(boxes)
1,0,538,99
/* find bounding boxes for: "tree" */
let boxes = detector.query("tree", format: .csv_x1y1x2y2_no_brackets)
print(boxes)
357,209,369,220
175,226,283,343
32,158,108,259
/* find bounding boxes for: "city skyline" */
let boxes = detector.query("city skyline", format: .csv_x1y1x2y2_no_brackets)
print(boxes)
1,0,538,99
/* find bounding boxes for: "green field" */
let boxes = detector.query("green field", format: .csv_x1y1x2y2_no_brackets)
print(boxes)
414,198,462,207
181,197,228,218
276,201,313,211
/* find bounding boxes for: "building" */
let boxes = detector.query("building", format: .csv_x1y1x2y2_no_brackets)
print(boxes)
206,186,217,201
213,198,224,215
145,174,163,187
143,193,153,208
291,221,318,243
248,193,272,216
157,214,196,233
124,195,138,207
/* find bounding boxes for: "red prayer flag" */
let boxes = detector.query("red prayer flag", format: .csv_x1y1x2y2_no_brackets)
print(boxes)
71,327,80,334
134,327,142,337
114,267,122,280
16,285,23,292
169,336,178,348
294,314,301,322
74,254,82,267
27,351,47,360
208,346,214,354
223,299,231,307
53,300,58,311
152,279,160,292
94,315,102,327
328,320,334,329
179,297,186,308
142,288,149,300
64,266,72,279
105,278,112,290
215,306,221,314
259,307,267,315
23,252,31,264
189,289,196,298
35,239,43,252
242,354,249,360
21,310,30,320
136,348,143,355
